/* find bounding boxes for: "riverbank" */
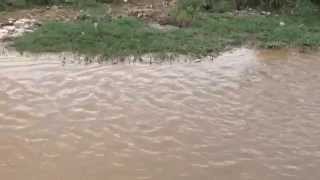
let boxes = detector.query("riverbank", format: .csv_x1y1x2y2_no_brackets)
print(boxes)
1,1,320,58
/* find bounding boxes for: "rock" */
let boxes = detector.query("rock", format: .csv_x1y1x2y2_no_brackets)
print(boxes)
16,18,34,24
0,30,9,40
193,59,201,63
137,12,144,18
3,26,16,32
1,18,15,27
14,20,25,28
0,18,38,41
0,29,8,34
8,18,16,24
51,5,59,11
261,11,271,16
0,29,9,38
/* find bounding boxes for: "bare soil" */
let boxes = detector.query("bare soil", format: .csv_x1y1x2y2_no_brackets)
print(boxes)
0,0,177,25
0,6,80,25
110,0,177,23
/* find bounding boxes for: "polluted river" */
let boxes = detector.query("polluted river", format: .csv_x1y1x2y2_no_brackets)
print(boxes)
0,45,320,180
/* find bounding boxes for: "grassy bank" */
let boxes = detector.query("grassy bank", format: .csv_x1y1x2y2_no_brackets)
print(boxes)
10,0,320,57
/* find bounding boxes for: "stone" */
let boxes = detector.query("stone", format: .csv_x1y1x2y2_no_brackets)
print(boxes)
193,59,202,63
3,26,16,32
1,18,38,41
0,29,9,40
51,5,59,11
8,18,16,22
14,20,25,28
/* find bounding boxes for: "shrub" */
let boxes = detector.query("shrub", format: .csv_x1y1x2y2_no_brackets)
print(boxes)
294,0,319,15
170,0,201,27
177,0,319,11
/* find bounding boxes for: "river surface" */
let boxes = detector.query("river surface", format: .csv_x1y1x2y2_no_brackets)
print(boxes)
0,47,320,180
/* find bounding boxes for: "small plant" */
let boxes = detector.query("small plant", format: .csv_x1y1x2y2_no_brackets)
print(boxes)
170,0,201,27
174,9,193,27
294,0,319,15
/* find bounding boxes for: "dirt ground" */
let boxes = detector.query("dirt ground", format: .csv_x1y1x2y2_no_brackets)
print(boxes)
0,0,177,25
110,0,177,23
0,6,80,25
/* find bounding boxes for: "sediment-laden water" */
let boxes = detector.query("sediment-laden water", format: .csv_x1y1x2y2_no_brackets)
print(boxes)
0,47,319,180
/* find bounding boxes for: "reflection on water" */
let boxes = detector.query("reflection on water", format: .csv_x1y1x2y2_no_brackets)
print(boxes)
0,47,320,180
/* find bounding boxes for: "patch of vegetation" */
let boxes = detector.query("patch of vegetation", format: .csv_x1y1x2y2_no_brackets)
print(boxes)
13,6,320,58
172,0,320,13
170,0,287,27
14,17,226,57
2,0,319,57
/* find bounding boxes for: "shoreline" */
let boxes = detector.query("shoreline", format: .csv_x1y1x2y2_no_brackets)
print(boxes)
1,3,319,59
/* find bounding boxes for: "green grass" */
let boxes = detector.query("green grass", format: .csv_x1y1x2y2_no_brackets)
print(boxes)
12,9,320,57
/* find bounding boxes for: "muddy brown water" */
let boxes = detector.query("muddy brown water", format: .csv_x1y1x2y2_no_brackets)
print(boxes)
0,47,320,180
